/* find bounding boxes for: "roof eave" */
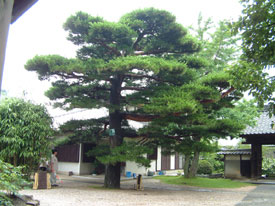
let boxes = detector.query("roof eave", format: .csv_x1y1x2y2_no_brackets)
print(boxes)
11,0,38,24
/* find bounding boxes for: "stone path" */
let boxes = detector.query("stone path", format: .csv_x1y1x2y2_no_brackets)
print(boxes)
20,175,275,206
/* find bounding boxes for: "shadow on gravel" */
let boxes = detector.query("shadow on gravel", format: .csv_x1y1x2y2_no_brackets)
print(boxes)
236,184,275,206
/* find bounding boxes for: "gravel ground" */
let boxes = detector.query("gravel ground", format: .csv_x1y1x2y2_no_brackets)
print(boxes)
21,175,257,206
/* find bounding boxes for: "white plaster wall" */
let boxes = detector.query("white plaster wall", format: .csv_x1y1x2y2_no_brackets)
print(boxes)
157,146,161,171
224,155,241,179
179,154,183,169
58,162,80,175
58,144,95,175
170,154,175,170
149,160,156,172
125,155,156,176
125,161,147,175
79,162,94,175
78,143,95,175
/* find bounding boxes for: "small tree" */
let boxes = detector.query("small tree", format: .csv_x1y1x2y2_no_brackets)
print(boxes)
139,83,246,178
138,17,261,177
191,14,240,72
0,98,53,176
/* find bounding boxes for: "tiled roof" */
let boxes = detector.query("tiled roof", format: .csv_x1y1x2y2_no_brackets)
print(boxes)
217,149,251,155
241,112,275,135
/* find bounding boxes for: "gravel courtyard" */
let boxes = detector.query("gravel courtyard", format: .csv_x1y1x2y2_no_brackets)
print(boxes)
21,175,274,206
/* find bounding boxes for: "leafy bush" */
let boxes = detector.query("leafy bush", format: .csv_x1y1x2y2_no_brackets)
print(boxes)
0,160,28,205
197,160,213,175
0,98,53,176
262,158,275,176
209,154,224,173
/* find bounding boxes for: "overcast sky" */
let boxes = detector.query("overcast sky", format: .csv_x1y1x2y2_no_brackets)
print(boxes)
2,0,243,141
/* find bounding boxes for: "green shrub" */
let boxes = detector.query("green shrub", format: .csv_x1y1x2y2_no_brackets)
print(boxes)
0,160,28,205
0,98,53,176
197,160,213,175
262,158,275,176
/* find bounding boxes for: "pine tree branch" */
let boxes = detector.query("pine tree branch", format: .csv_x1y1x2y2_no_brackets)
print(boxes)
134,50,164,55
124,73,182,86
165,135,183,142
134,50,185,56
123,113,160,122
124,73,160,81
99,121,109,134
133,33,144,50
90,86,111,91
221,86,235,98
200,86,235,104
95,39,121,56
53,72,84,80
121,86,146,91
122,87,236,122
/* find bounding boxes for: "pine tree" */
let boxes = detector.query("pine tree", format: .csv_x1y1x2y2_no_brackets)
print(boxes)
25,8,202,188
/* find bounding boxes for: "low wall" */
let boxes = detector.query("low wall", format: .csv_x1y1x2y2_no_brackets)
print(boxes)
58,162,80,175
58,162,94,175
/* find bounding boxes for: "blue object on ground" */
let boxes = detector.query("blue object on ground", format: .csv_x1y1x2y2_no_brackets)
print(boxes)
133,173,137,178
126,171,132,178
159,171,164,175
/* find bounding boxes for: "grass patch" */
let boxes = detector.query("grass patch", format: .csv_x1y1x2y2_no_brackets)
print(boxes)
154,176,252,188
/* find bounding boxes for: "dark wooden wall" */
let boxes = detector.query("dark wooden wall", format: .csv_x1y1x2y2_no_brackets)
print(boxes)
57,144,80,162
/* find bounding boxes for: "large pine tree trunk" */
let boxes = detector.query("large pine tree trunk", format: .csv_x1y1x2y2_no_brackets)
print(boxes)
104,111,122,188
104,77,123,188
104,162,121,188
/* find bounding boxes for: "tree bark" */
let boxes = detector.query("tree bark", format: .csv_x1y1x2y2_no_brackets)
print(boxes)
13,154,17,167
104,77,123,188
184,154,190,178
104,162,121,188
188,150,200,178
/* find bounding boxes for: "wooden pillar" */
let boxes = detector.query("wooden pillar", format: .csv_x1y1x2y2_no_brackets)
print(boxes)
0,0,14,96
251,143,262,178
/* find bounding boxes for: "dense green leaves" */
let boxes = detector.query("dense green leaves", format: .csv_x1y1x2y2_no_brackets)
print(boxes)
191,14,240,72
119,8,199,54
89,142,152,167
0,98,53,175
64,11,104,45
0,160,28,205
228,0,275,111
234,0,275,66
228,60,275,108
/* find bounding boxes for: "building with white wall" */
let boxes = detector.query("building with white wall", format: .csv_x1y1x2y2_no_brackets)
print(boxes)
57,143,95,175
125,146,184,176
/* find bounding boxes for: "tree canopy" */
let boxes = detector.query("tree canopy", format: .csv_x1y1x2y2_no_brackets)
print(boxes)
229,0,275,110
25,8,247,187
192,14,240,72
234,0,275,66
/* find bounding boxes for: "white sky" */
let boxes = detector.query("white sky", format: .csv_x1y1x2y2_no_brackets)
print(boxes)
2,0,243,142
